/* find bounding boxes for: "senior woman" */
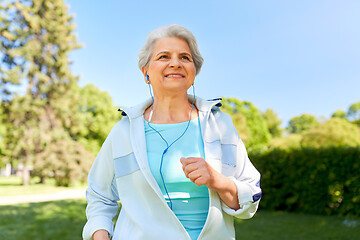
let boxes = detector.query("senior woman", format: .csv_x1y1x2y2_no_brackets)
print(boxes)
82,24,261,240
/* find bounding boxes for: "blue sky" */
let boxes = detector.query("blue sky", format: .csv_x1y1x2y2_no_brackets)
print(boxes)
65,0,360,127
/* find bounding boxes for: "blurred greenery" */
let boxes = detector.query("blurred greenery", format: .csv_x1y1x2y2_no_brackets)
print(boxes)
332,109,347,119
267,133,302,150
287,113,318,134
250,147,360,216
1,0,84,186
0,0,119,186
0,103,6,166
235,211,360,240
73,84,120,155
222,97,272,151
0,176,84,197
0,199,358,240
301,118,360,148
263,108,283,138
0,199,87,240
347,102,360,122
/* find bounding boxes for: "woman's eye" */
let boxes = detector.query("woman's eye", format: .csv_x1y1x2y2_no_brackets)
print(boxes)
158,55,168,59
181,55,192,61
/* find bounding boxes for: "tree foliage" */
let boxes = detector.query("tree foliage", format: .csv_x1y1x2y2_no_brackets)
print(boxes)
0,0,91,185
71,83,120,154
301,118,360,148
347,102,360,121
33,134,94,186
331,109,347,119
287,113,318,134
269,118,360,150
267,134,302,150
0,102,7,166
263,108,283,138
221,98,271,150
1,0,81,97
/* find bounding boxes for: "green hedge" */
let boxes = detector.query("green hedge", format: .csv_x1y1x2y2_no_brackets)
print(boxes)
250,147,360,216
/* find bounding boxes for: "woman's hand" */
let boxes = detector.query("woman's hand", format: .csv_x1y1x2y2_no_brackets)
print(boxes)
180,157,240,210
180,157,216,188
93,229,110,240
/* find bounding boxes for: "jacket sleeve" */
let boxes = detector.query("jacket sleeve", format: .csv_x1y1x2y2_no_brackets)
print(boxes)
213,110,261,219
221,137,262,219
82,130,120,240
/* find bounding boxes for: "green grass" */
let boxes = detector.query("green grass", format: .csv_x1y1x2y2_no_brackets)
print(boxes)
0,176,85,197
235,210,359,240
0,199,87,240
0,199,359,240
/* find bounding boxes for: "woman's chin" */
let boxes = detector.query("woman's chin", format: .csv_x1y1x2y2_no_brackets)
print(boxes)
161,81,191,91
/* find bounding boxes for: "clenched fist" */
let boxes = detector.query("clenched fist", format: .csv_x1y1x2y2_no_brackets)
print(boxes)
180,157,217,189
180,157,240,210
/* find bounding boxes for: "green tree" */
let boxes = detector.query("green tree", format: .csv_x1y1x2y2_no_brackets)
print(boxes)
0,0,86,185
70,84,120,154
224,111,251,143
347,102,360,125
331,109,347,119
222,98,271,150
0,0,21,99
267,134,302,150
263,108,283,138
301,118,360,148
4,95,95,185
33,129,94,186
287,114,318,134
0,102,7,166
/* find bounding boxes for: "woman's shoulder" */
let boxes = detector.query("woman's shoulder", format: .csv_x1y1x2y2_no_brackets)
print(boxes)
211,107,233,125
108,116,130,138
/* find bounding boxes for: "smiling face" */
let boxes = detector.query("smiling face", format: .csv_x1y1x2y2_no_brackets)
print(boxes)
142,37,196,96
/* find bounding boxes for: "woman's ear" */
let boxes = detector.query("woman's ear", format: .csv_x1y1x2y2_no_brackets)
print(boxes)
142,67,149,84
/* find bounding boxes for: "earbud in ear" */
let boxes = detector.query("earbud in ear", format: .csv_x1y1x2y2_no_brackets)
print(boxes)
146,75,150,84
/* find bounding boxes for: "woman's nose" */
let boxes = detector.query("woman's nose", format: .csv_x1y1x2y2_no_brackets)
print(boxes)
169,57,181,68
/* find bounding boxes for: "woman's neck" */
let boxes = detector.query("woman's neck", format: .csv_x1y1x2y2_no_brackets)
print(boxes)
146,93,197,124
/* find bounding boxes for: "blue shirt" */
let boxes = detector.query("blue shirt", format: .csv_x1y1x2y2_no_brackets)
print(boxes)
144,118,209,240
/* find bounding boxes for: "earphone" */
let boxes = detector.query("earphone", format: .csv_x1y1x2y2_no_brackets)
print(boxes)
146,74,150,84
146,75,196,209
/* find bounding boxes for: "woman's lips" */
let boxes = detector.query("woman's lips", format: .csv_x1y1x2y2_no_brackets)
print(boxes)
165,74,184,78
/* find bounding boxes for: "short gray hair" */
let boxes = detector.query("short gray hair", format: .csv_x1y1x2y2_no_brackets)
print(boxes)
138,24,204,75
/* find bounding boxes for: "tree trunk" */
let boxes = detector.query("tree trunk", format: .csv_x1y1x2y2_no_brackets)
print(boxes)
22,166,30,186
40,176,46,184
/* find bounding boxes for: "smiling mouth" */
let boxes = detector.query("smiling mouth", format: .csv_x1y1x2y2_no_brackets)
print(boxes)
165,74,184,78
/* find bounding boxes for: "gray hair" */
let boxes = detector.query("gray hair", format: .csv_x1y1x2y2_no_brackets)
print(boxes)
138,24,204,75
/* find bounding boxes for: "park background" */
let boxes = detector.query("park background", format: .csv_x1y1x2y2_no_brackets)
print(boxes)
0,0,359,239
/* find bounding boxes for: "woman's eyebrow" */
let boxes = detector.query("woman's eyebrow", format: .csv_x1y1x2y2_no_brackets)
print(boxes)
154,51,170,56
180,52,192,57
155,51,192,56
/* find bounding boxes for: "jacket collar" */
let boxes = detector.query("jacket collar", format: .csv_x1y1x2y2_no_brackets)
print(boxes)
119,95,222,120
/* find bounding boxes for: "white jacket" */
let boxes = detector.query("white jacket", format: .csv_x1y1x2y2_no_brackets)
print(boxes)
82,96,262,240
